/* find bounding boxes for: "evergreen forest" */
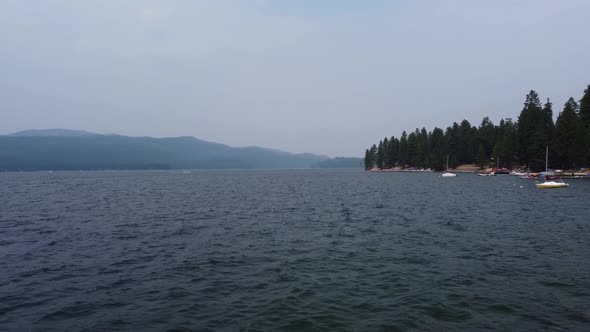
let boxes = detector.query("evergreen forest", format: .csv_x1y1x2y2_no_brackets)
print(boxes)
364,85,590,172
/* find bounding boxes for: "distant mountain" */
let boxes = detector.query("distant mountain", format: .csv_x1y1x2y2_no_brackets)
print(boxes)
0,131,331,171
9,129,99,137
311,157,363,169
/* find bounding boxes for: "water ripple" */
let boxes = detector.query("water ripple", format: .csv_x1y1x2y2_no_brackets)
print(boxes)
0,170,589,331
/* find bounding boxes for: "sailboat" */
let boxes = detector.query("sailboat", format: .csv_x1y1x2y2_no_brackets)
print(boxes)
536,146,569,189
442,155,457,177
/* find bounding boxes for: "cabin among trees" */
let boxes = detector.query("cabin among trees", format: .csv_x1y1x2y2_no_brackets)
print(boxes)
364,85,590,172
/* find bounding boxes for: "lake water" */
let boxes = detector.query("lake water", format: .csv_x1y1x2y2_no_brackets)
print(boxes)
1,170,589,331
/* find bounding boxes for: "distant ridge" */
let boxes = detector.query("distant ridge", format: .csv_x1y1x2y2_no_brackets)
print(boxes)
0,129,345,171
9,129,99,137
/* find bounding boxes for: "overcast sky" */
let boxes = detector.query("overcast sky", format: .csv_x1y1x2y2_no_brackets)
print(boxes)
1,1,589,157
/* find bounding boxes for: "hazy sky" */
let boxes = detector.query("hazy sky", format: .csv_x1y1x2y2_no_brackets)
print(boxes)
1,1,589,157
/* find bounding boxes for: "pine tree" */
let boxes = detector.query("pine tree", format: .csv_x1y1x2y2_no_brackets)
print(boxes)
555,98,580,169
476,144,487,169
518,90,546,170
579,84,590,165
477,117,495,159
445,123,459,167
388,136,399,167
376,140,384,169
399,131,408,167
542,98,557,165
416,128,429,168
491,118,517,168
364,149,372,170
456,120,475,164
382,137,390,168
507,118,519,166
574,120,586,168
407,131,418,167
543,98,555,139
369,144,377,169
429,127,446,171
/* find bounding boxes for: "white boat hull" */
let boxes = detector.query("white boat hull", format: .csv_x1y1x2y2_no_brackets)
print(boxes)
536,181,569,189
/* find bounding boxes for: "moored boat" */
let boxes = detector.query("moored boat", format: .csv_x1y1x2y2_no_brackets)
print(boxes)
536,178,569,188
536,146,569,189
493,168,510,175
442,156,456,177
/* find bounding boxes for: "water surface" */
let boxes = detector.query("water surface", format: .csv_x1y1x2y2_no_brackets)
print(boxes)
1,170,589,331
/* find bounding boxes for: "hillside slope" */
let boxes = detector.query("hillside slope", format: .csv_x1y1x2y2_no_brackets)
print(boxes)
0,133,329,171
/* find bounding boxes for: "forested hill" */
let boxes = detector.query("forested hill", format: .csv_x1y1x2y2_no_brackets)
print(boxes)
0,132,332,171
364,85,590,172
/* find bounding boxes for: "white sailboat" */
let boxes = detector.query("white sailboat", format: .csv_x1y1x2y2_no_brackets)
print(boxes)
442,155,457,177
536,146,569,189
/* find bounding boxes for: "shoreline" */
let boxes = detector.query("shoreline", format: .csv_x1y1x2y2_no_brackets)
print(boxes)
367,166,590,177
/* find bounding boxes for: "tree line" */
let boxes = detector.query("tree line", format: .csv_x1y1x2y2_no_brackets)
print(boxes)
364,85,590,171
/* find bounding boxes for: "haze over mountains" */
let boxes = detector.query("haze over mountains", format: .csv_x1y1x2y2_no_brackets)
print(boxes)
8,129,98,137
0,129,361,171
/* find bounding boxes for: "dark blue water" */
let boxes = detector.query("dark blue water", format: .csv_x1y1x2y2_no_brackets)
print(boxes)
1,170,589,331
